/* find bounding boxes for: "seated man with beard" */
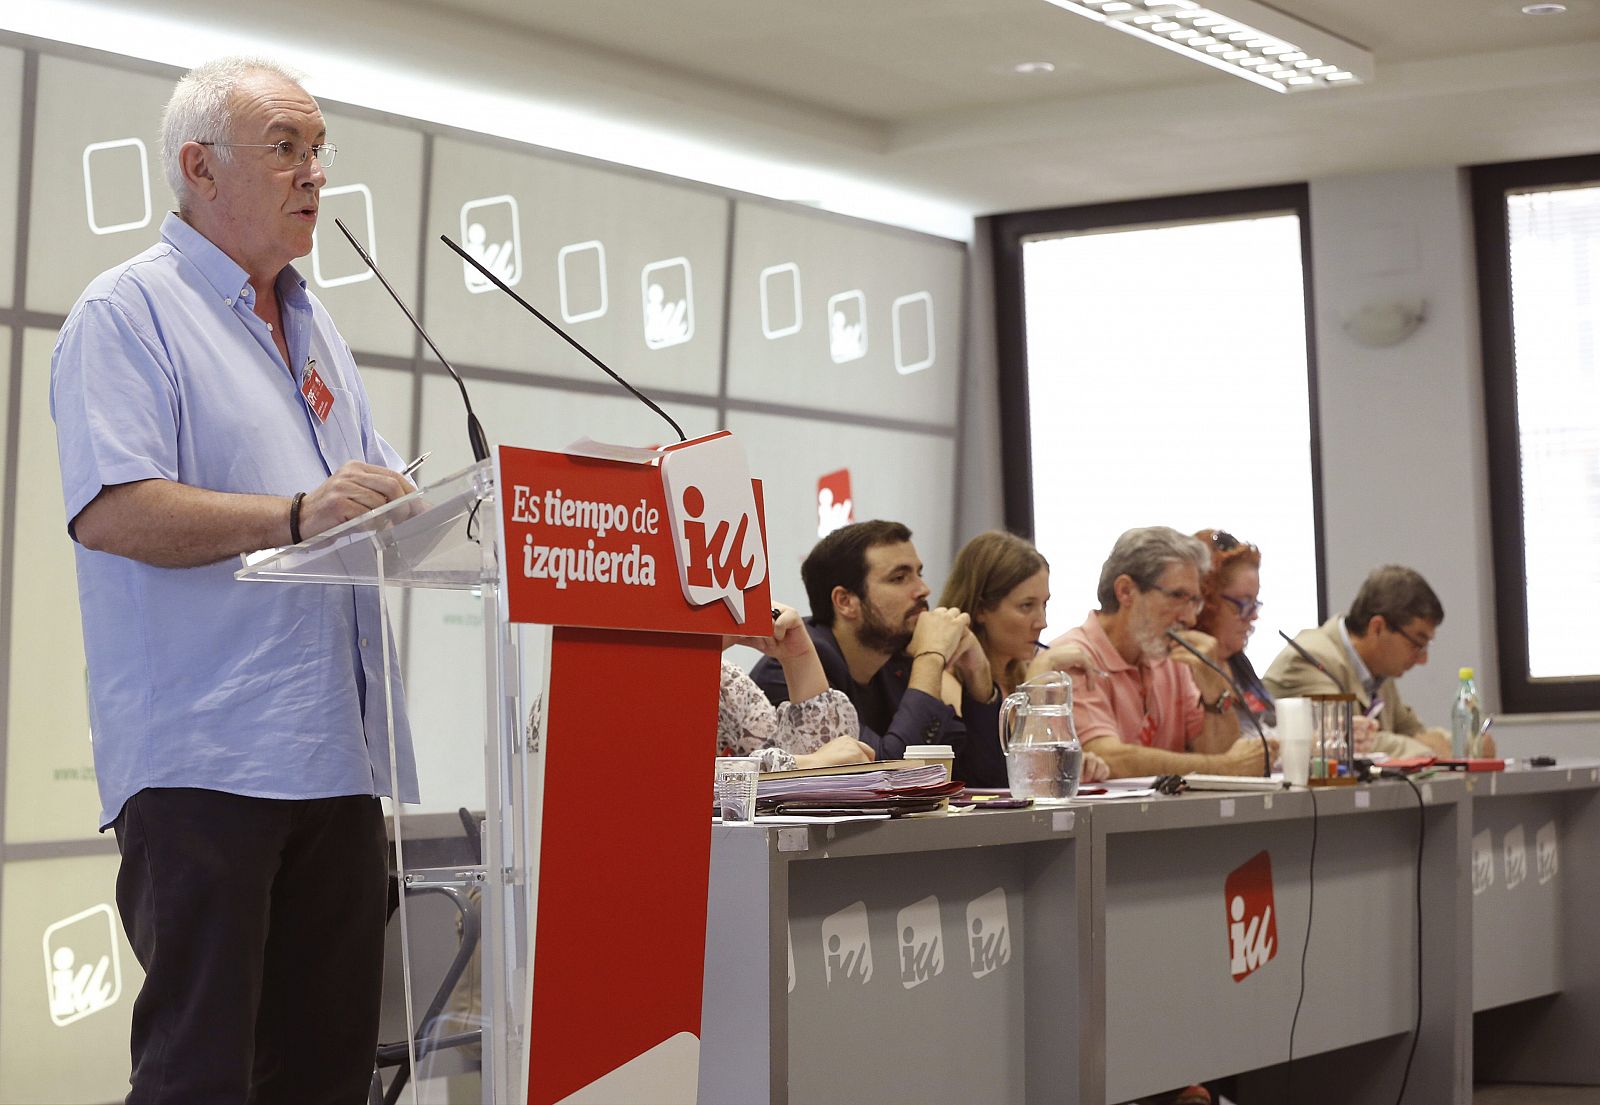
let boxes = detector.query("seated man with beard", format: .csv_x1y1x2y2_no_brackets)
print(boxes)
1048,526,1274,778
751,520,990,761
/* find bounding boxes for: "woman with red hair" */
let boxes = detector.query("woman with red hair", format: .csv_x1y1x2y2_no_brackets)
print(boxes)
1191,529,1274,733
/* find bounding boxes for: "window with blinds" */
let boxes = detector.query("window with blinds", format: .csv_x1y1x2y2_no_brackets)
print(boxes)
1472,153,1600,712
1507,183,1600,682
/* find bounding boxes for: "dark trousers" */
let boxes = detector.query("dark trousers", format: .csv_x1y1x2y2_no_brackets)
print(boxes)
113,788,388,1105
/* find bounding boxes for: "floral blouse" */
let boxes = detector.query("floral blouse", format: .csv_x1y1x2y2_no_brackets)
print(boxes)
716,660,859,758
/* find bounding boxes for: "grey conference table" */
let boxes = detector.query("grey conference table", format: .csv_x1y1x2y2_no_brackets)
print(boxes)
1469,762,1600,1086
698,806,1091,1105
697,761,1599,1105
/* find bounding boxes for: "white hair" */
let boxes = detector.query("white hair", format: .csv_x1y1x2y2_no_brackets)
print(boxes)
159,56,307,210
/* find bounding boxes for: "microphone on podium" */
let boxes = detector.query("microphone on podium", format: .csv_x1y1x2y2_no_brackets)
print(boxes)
334,218,490,463
439,234,687,444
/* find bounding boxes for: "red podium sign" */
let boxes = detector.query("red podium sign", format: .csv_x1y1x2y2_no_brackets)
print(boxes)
496,432,770,1104
498,433,771,635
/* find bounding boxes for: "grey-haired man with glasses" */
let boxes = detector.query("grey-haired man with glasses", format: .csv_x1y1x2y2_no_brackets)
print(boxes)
1047,526,1276,778
51,56,416,1103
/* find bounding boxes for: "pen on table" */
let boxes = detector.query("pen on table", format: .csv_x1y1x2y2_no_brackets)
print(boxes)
400,450,431,480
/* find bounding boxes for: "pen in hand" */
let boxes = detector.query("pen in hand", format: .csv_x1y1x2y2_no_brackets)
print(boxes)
400,450,431,481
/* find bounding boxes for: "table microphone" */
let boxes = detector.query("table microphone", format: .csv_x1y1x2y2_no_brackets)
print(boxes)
440,234,687,444
334,218,490,463
1165,629,1271,777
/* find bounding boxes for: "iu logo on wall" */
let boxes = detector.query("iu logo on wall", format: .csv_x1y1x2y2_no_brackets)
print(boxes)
42,903,123,1027
816,468,854,538
1224,851,1277,982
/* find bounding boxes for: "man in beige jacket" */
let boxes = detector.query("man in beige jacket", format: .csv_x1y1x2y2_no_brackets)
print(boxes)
1264,565,1469,758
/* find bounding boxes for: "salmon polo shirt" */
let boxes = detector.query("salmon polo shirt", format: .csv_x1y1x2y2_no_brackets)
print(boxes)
1050,611,1205,751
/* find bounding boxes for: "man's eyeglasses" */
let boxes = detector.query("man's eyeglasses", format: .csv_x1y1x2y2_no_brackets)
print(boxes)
197,140,337,170
1147,584,1204,611
1386,621,1432,654
1219,594,1264,619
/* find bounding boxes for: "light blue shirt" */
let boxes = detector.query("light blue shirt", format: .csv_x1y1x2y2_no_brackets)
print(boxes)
1337,618,1381,701
51,213,417,829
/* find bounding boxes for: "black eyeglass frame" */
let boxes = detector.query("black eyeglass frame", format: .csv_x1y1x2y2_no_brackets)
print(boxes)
1384,618,1433,654
1145,583,1205,611
1218,593,1265,619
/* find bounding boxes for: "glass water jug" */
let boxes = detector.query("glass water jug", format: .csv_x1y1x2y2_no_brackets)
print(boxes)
999,671,1084,802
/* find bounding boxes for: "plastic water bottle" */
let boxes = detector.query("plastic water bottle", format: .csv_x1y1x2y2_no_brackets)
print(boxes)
1450,668,1481,758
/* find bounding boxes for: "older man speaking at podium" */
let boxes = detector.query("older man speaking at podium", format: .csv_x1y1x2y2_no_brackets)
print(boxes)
51,57,416,1104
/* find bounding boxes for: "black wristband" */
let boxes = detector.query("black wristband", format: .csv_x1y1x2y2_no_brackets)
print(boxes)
289,491,306,545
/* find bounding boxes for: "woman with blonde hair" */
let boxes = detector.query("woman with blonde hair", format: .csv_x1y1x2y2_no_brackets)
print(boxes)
940,531,1109,788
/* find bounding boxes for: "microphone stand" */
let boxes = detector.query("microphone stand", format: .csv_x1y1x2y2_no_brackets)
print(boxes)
1165,629,1271,777
1276,629,1353,695
439,234,687,444
334,219,490,462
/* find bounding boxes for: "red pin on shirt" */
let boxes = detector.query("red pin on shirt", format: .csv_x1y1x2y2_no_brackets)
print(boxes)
301,359,335,422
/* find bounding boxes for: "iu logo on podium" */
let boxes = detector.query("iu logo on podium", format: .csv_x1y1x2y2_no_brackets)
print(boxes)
896,895,944,990
821,901,873,987
1224,850,1277,982
661,435,768,620
966,888,1012,979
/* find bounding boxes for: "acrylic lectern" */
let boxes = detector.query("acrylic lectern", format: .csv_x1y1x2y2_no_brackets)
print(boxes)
239,432,771,1105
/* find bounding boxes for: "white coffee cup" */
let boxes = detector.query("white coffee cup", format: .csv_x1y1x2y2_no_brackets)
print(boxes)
903,743,955,781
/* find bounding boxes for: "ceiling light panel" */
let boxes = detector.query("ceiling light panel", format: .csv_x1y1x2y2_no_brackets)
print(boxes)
1041,0,1374,93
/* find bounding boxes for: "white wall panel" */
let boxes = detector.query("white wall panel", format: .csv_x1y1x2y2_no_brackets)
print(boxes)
0,49,21,309
726,410,958,615
726,201,964,426
0,326,9,592
1308,169,1495,727
0,854,142,1104
26,57,171,314
5,328,98,844
424,137,730,395
299,109,426,358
